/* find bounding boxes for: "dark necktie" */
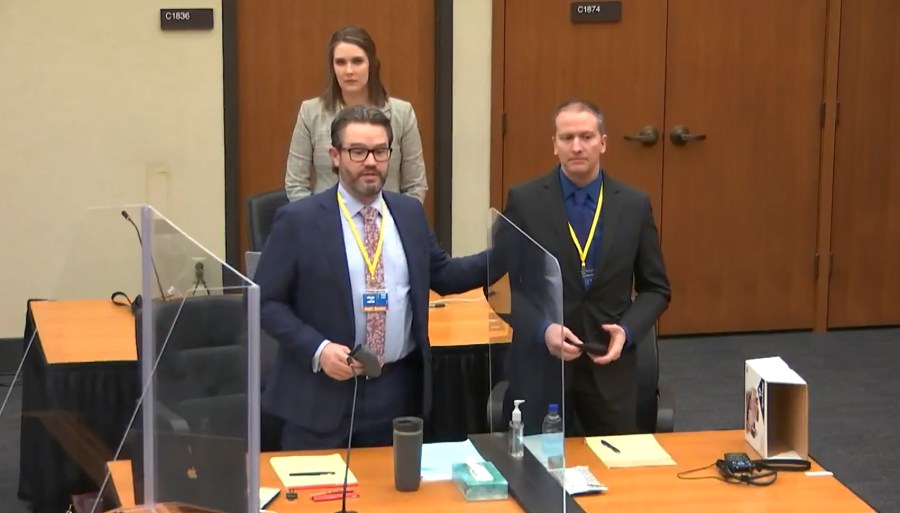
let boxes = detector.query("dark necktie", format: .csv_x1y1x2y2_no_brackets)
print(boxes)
574,190,591,243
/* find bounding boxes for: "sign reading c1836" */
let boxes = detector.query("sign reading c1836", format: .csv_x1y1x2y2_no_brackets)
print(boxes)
160,8,214,31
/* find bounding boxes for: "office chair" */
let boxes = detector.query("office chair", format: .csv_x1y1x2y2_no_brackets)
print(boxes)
247,189,289,251
486,325,675,433
137,295,249,438
635,325,675,433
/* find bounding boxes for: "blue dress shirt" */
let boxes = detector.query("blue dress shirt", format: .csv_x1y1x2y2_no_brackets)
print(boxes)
548,167,633,349
313,184,414,370
559,168,604,272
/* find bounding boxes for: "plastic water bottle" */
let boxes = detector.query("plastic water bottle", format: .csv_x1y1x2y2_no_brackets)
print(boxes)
541,403,564,469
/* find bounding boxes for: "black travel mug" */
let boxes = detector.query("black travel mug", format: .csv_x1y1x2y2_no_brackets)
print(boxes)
393,416,424,491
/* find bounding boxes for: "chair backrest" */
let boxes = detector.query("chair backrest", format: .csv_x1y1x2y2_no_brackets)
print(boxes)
138,296,248,435
247,189,289,251
635,324,660,433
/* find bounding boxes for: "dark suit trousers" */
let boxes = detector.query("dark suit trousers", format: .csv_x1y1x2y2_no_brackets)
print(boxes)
569,350,638,436
280,355,419,450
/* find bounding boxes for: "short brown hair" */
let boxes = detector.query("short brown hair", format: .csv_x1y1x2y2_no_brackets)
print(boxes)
320,26,389,112
553,100,606,134
330,105,394,149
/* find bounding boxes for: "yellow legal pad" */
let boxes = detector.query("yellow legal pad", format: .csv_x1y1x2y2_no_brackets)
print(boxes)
585,434,677,468
269,453,359,489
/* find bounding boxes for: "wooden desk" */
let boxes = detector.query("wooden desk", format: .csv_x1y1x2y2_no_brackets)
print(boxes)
29,291,509,363
21,293,510,513
30,299,137,364
428,290,512,347
106,430,872,513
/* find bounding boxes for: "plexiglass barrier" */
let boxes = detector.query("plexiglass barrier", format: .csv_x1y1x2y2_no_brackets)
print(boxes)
486,208,568,511
2,205,145,513
0,205,260,513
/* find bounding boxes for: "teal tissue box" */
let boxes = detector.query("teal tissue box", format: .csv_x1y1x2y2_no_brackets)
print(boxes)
451,461,509,501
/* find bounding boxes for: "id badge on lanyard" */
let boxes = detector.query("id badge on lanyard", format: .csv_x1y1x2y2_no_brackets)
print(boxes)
569,184,604,289
581,266,595,289
362,286,389,312
338,193,390,311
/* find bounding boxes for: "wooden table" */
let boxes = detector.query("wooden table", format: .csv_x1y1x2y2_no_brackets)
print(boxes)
29,289,509,362
105,430,873,513
427,289,512,347
20,292,511,513
30,299,137,363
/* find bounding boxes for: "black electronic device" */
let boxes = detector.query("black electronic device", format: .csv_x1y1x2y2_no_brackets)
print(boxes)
348,345,381,378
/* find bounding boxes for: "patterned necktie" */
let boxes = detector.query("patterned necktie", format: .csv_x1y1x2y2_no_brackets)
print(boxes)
362,205,385,363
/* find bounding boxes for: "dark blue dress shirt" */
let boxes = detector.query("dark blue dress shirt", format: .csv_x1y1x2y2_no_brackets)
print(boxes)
556,167,633,349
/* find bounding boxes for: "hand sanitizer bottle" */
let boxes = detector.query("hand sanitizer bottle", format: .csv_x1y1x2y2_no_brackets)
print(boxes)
509,399,525,458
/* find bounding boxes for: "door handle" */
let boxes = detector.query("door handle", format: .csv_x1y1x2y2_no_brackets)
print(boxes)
669,125,707,146
623,126,660,146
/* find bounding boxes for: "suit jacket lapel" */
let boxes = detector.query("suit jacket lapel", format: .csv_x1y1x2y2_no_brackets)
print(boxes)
592,175,622,277
539,172,583,288
383,194,421,294
316,187,355,327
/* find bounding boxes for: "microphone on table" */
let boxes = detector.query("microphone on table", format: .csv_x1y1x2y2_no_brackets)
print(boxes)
336,345,381,513
115,210,167,313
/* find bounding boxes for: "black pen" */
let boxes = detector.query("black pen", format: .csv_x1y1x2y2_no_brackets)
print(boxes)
289,471,336,476
601,440,621,454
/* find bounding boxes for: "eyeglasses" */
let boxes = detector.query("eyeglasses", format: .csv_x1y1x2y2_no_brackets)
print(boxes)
339,146,392,162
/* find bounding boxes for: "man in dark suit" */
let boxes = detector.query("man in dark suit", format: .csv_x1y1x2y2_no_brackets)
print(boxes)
501,100,671,435
253,105,487,450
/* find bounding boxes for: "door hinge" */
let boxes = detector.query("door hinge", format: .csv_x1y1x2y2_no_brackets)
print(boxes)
501,111,507,137
813,253,819,279
820,103,826,127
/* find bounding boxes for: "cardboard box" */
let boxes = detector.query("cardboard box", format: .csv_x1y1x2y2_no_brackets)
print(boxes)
744,357,808,459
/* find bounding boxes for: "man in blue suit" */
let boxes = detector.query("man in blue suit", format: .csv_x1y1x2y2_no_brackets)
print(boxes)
253,105,488,450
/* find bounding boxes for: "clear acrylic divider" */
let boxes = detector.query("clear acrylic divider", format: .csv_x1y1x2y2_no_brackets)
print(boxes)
486,208,567,512
1,204,259,513
91,205,260,513
0,206,260,513
2,205,146,513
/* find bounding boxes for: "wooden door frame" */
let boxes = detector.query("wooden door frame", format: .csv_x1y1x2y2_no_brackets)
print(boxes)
490,0,505,210
223,0,239,278
491,0,844,333
222,0,456,276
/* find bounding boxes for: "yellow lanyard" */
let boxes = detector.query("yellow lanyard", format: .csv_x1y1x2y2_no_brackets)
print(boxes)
338,193,386,281
567,184,604,272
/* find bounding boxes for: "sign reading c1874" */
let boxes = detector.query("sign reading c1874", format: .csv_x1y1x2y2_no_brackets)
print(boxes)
570,2,622,23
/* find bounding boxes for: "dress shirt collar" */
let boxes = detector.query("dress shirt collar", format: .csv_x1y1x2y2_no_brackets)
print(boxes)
558,165,604,201
338,183,385,218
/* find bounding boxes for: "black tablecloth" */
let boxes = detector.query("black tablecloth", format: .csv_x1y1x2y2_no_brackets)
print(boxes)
428,343,509,443
17,300,509,513
18,300,139,513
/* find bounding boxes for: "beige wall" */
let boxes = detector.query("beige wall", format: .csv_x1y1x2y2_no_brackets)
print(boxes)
452,0,493,256
0,0,224,337
0,1,492,338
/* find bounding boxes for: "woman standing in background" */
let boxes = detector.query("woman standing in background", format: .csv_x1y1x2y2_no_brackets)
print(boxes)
284,26,428,202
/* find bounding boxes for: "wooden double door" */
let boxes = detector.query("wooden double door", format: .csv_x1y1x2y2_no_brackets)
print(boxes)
497,0,900,335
